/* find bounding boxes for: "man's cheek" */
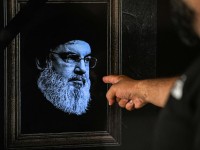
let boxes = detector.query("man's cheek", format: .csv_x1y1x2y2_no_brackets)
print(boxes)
57,66,74,78
85,69,90,78
52,60,72,75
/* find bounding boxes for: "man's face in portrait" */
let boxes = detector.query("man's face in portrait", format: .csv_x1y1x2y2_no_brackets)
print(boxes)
37,40,96,115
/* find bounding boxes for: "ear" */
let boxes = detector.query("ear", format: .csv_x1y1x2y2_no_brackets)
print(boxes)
35,58,44,70
49,49,56,61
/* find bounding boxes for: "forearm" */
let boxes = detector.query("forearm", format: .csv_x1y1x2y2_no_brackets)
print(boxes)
141,76,179,107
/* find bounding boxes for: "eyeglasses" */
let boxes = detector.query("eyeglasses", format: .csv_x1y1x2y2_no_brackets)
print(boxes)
50,51,97,68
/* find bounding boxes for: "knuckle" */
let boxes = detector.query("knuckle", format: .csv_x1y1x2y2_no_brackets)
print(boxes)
118,75,125,81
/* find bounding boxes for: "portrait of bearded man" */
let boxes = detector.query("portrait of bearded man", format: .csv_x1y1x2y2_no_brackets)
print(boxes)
37,40,97,115
19,3,108,134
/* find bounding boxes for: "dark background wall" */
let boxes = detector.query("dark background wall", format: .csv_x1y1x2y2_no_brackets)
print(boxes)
1,0,198,150
0,0,4,148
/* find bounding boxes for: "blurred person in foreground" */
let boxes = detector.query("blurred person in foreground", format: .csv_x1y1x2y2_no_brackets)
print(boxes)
103,0,200,149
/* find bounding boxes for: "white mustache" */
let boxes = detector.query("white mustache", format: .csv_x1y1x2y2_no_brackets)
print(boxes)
68,76,86,85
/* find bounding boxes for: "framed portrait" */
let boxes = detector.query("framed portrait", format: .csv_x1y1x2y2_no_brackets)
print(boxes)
4,0,121,149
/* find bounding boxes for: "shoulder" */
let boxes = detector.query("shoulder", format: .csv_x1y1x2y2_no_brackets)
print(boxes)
153,56,200,150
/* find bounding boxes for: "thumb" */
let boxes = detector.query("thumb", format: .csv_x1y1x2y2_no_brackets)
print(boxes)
102,75,123,84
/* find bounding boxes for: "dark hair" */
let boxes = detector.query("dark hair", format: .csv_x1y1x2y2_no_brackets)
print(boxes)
170,0,200,46
21,3,106,69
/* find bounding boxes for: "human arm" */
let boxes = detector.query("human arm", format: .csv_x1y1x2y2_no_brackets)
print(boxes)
102,75,179,110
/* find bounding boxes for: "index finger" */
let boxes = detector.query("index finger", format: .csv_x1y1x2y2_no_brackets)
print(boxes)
102,75,123,84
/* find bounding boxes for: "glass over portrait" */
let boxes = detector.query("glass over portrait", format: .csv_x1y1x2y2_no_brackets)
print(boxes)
4,0,121,149
21,2,107,133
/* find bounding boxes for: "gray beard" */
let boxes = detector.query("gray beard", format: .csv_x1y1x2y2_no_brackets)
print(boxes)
37,67,91,115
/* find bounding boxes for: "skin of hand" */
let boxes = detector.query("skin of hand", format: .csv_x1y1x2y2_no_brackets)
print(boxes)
102,75,178,111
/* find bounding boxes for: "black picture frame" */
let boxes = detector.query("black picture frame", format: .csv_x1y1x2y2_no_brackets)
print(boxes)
4,0,121,149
